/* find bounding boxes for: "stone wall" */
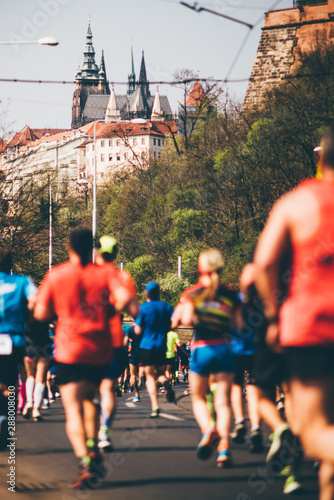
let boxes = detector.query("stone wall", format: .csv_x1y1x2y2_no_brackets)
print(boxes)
176,327,194,344
243,1,334,110
243,26,297,109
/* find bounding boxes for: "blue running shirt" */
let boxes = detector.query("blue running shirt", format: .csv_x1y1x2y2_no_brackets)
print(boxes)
136,300,173,351
0,272,37,345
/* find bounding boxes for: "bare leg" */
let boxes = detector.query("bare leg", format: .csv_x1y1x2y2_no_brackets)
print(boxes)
99,378,115,427
145,366,159,410
258,388,285,432
60,381,97,458
319,462,334,500
231,384,244,422
288,378,334,461
129,364,139,398
189,372,210,433
214,373,234,442
246,384,261,429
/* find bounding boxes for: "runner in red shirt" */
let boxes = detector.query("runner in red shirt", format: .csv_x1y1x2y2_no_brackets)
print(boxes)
34,228,132,490
254,129,334,500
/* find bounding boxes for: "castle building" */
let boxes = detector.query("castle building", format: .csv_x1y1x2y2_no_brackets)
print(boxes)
243,0,334,109
72,22,173,128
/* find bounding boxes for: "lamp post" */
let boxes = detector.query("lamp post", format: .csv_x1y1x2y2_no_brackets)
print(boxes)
49,179,88,271
92,119,109,260
0,37,59,46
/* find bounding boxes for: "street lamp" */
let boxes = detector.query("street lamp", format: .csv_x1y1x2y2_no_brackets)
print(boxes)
0,37,59,46
49,179,88,271
92,120,110,260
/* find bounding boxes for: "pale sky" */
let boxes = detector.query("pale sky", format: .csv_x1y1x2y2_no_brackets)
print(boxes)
0,0,291,133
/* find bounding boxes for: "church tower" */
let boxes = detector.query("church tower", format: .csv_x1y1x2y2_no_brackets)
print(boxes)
127,45,136,95
71,20,109,129
139,50,150,97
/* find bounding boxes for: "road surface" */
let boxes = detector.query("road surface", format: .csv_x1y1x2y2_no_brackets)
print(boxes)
0,383,319,500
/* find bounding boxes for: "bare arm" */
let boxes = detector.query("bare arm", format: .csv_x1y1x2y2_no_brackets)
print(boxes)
134,325,141,335
254,200,291,320
34,302,54,322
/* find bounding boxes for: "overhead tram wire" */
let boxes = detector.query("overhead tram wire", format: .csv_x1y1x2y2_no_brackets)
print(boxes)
224,0,285,81
0,72,327,86
0,2,288,89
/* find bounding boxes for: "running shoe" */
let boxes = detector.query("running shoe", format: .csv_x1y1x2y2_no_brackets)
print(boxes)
116,387,122,397
55,391,60,398
150,407,160,419
283,474,303,495
230,421,247,444
132,396,140,403
32,408,43,422
0,416,8,451
249,428,264,453
266,424,303,476
72,464,95,490
217,448,232,469
89,450,106,479
196,427,220,460
42,399,50,410
98,425,113,453
22,403,33,419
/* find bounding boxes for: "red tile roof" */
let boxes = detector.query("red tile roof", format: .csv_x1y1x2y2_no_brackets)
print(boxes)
6,126,70,149
185,80,206,106
0,139,7,154
85,120,178,138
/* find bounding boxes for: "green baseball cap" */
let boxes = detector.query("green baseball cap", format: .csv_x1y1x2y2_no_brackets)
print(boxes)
99,236,118,254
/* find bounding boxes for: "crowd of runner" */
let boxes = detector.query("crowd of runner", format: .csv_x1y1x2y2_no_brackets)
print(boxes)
1,129,334,499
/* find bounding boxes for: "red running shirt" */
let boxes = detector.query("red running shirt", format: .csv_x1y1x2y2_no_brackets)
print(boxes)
37,261,121,365
280,178,334,346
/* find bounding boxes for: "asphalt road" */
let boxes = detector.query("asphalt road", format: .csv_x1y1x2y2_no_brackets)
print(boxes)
0,383,319,500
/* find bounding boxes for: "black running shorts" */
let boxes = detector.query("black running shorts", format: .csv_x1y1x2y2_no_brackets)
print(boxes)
55,361,109,386
139,349,166,367
253,343,287,395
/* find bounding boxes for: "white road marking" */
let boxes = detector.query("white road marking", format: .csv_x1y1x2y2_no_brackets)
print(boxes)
126,402,136,408
126,397,134,401
159,412,184,422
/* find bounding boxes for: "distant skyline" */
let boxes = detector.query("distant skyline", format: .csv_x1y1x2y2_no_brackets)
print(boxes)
0,0,291,133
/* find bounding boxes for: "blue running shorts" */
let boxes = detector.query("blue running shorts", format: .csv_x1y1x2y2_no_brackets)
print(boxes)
190,342,235,377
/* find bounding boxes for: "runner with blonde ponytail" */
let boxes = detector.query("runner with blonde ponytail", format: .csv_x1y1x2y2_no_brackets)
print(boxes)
172,249,240,468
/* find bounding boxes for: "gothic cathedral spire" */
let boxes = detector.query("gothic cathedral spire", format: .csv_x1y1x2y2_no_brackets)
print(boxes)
139,50,150,97
128,45,136,95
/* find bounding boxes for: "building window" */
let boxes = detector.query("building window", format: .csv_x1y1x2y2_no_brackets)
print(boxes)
153,139,156,146
141,138,145,145
109,154,112,161
101,154,105,162
101,140,105,147
116,139,121,146
141,151,145,160
158,139,161,147
109,140,112,147
101,172,104,178
158,153,161,158
153,152,156,158
124,153,127,160
117,155,120,161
